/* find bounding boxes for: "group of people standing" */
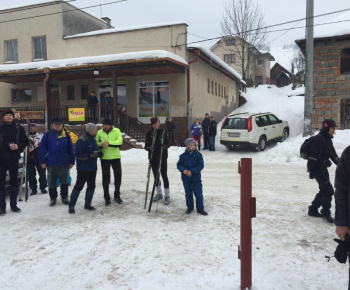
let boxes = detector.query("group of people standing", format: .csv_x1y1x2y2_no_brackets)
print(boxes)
191,113,217,151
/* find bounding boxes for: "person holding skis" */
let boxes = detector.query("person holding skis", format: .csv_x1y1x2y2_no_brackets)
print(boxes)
145,116,170,205
96,117,123,206
307,119,339,223
68,123,99,214
39,118,75,207
177,138,207,215
201,113,210,150
190,117,202,151
0,109,28,216
27,121,47,195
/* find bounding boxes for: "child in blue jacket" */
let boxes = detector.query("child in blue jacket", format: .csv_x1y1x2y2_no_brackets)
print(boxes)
177,138,207,215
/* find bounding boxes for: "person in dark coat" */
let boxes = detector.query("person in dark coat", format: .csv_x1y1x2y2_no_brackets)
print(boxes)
307,119,339,223
39,118,75,207
27,121,47,195
0,109,29,216
177,138,207,215
208,116,217,151
87,91,99,123
334,146,350,240
144,116,170,205
68,123,99,214
165,116,176,146
201,113,210,150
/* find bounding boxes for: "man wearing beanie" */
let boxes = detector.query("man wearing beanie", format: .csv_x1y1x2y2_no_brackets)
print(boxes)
144,116,171,205
307,119,339,223
96,118,123,205
39,118,75,207
27,121,48,195
0,109,29,216
68,123,99,214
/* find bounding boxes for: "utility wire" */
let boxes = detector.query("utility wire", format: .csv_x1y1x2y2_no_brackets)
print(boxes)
0,0,128,24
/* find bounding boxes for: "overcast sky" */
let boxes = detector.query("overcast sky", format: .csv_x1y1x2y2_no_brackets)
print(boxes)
10,0,350,48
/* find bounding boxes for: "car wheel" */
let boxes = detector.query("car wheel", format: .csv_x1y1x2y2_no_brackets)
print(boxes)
281,129,289,142
256,136,266,151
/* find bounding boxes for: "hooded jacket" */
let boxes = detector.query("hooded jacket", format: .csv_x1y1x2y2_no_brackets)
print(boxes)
96,126,123,160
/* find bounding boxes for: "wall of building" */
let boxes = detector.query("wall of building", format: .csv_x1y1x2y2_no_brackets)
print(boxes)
312,39,350,130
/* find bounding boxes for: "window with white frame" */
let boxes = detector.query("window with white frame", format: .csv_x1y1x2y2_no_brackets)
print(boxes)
226,39,235,46
138,81,169,117
224,54,235,64
5,40,18,62
256,59,263,66
33,36,47,60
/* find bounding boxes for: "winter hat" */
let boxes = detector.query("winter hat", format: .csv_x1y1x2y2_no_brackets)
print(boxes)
52,117,63,124
150,116,159,125
86,123,97,133
184,138,196,148
102,118,112,125
2,109,14,117
30,120,36,127
322,119,337,129
209,115,214,119
105,91,111,95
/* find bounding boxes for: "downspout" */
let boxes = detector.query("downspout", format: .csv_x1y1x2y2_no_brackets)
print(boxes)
187,50,200,130
43,71,50,131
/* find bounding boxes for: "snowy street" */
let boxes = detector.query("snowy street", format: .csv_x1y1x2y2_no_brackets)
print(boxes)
1,143,348,289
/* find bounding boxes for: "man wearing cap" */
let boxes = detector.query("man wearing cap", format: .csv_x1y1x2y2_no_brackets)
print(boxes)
307,119,339,223
0,109,29,216
39,118,75,207
96,118,123,205
201,113,210,150
145,117,171,205
68,123,99,214
27,121,47,195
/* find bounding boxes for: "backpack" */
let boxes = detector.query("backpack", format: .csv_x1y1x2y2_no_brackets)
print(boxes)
300,135,324,160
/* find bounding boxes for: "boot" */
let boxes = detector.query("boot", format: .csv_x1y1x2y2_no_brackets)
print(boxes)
308,206,322,218
49,199,57,207
198,145,201,151
49,188,58,201
61,196,69,205
30,188,37,196
60,184,69,204
153,186,163,202
105,199,111,206
114,191,123,204
164,188,170,205
322,214,334,224
84,203,96,211
11,205,21,213
186,208,193,214
0,208,6,216
198,210,208,216
41,188,48,194
68,205,75,214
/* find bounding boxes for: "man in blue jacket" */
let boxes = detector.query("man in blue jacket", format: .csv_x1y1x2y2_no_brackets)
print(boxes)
68,123,99,214
39,118,75,207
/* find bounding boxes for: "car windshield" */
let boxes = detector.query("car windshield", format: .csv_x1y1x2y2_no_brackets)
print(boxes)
223,117,248,129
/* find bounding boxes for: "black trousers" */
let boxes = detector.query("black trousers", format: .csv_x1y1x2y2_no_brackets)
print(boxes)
151,157,169,188
101,159,122,200
203,131,209,149
70,170,96,206
0,156,19,209
311,167,334,216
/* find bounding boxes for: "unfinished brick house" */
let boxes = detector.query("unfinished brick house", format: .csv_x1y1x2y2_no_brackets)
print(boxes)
295,11,350,131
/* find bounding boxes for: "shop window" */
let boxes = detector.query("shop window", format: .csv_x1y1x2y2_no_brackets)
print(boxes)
138,81,169,117
11,88,31,102
5,40,18,62
341,48,350,74
67,85,75,100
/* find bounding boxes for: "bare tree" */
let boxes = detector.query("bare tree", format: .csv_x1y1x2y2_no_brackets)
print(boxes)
292,48,306,88
221,0,268,81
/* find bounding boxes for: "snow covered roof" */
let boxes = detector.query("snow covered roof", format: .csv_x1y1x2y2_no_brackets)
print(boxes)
188,44,245,84
270,47,295,72
0,50,188,73
0,0,63,11
64,22,188,39
296,10,350,41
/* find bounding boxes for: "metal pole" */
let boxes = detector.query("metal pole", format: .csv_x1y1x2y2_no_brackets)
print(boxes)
303,0,314,137
238,158,256,290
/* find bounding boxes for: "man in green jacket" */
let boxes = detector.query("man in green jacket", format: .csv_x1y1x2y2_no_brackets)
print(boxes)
96,118,123,205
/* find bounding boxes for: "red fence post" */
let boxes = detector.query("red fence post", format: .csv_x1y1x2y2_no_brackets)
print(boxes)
238,158,256,290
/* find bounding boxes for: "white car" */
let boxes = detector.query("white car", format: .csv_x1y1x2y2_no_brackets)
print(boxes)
220,112,289,151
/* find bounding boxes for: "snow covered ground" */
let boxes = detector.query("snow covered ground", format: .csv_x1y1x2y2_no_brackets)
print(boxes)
1,85,349,289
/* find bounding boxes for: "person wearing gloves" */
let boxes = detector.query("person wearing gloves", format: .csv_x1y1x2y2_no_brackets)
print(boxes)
68,123,99,214
177,138,207,216
307,119,339,223
190,117,203,151
96,118,123,206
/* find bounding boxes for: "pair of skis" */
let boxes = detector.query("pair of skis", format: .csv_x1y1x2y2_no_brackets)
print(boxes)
144,124,167,212
18,119,30,202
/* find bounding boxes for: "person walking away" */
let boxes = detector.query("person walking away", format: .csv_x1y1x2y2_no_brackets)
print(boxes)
201,113,210,150
208,116,217,151
0,109,29,216
190,118,202,151
68,123,99,214
165,116,176,146
87,91,99,123
27,121,47,195
307,119,339,223
145,117,171,205
103,91,113,121
96,118,123,206
177,138,207,215
39,118,75,207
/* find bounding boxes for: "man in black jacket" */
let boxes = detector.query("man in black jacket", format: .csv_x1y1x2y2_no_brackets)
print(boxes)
0,109,29,216
145,117,170,205
307,119,339,223
87,91,99,123
208,116,217,151
201,113,210,150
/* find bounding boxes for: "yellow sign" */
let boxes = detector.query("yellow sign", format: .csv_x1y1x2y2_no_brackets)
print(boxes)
68,108,85,122
117,77,126,84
